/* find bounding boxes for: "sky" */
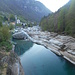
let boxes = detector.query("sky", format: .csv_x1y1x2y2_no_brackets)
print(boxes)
37,0,70,12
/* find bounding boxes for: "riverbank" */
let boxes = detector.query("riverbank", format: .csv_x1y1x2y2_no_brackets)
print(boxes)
7,45,24,75
0,43,24,75
24,26,75,65
12,26,75,65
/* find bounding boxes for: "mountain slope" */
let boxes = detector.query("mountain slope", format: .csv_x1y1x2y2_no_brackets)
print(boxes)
40,0,75,36
0,0,51,22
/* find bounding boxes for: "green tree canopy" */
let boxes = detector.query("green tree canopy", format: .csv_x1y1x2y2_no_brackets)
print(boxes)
9,14,15,22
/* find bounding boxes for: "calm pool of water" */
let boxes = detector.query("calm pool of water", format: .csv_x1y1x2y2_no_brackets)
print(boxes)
14,40,75,75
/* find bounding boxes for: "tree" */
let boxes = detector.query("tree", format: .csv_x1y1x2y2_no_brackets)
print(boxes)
40,0,75,36
65,0,75,35
9,14,15,22
0,20,2,27
0,15,3,27
0,25,10,41
9,24,15,30
3,16,8,22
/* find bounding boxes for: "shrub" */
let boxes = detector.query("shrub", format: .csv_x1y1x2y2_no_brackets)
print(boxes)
9,24,15,30
0,32,3,42
9,14,15,22
0,25,10,41
0,20,2,27
0,41,12,52
16,24,22,27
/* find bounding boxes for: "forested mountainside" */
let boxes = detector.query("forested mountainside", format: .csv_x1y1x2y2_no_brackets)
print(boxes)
0,0,51,22
40,0,75,36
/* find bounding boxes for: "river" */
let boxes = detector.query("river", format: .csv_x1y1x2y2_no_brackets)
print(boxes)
14,40,75,75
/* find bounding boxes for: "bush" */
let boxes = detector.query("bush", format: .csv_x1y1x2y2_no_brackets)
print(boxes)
16,24,22,27
0,41,12,52
9,24,15,30
0,20,2,27
9,14,15,22
0,25,10,41
0,32,3,42
0,25,12,52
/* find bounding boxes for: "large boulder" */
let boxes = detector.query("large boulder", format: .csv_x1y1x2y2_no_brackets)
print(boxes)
55,35,75,44
12,32,27,40
48,38,64,50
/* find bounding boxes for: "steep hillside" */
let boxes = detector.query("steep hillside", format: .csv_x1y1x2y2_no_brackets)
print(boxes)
0,0,51,22
40,0,75,36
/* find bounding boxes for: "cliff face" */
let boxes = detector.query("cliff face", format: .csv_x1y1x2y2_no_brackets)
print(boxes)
7,50,24,75
0,45,24,75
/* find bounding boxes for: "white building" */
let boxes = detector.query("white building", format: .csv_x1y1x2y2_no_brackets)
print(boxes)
17,19,21,24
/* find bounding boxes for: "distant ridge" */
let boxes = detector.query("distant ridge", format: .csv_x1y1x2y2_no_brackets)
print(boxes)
0,0,52,22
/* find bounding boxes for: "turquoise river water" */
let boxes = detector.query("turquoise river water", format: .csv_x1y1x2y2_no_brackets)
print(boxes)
14,40,75,75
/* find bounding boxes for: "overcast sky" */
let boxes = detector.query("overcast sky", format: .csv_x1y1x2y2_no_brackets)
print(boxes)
37,0,70,12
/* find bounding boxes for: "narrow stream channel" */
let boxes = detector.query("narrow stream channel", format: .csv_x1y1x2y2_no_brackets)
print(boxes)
14,40,75,75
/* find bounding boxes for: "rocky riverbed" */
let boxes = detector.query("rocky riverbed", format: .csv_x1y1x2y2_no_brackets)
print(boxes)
12,26,75,65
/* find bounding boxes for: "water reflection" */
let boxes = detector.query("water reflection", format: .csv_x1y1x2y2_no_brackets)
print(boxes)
14,40,33,56
63,60,75,75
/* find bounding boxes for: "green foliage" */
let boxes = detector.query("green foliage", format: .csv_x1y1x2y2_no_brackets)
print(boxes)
0,15,3,27
40,14,55,31
57,7,66,32
0,12,9,23
9,14,15,22
0,15,3,21
0,25,10,41
0,13,12,52
27,22,35,27
18,16,26,22
34,22,37,26
0,32,3,42
16,24,22,27
40,0,75,36
0,21,2,27
9,24,15,30
0,0,51,22
3,16,8,22
65,0,75,35
0,41,12,52
0,25,12,52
